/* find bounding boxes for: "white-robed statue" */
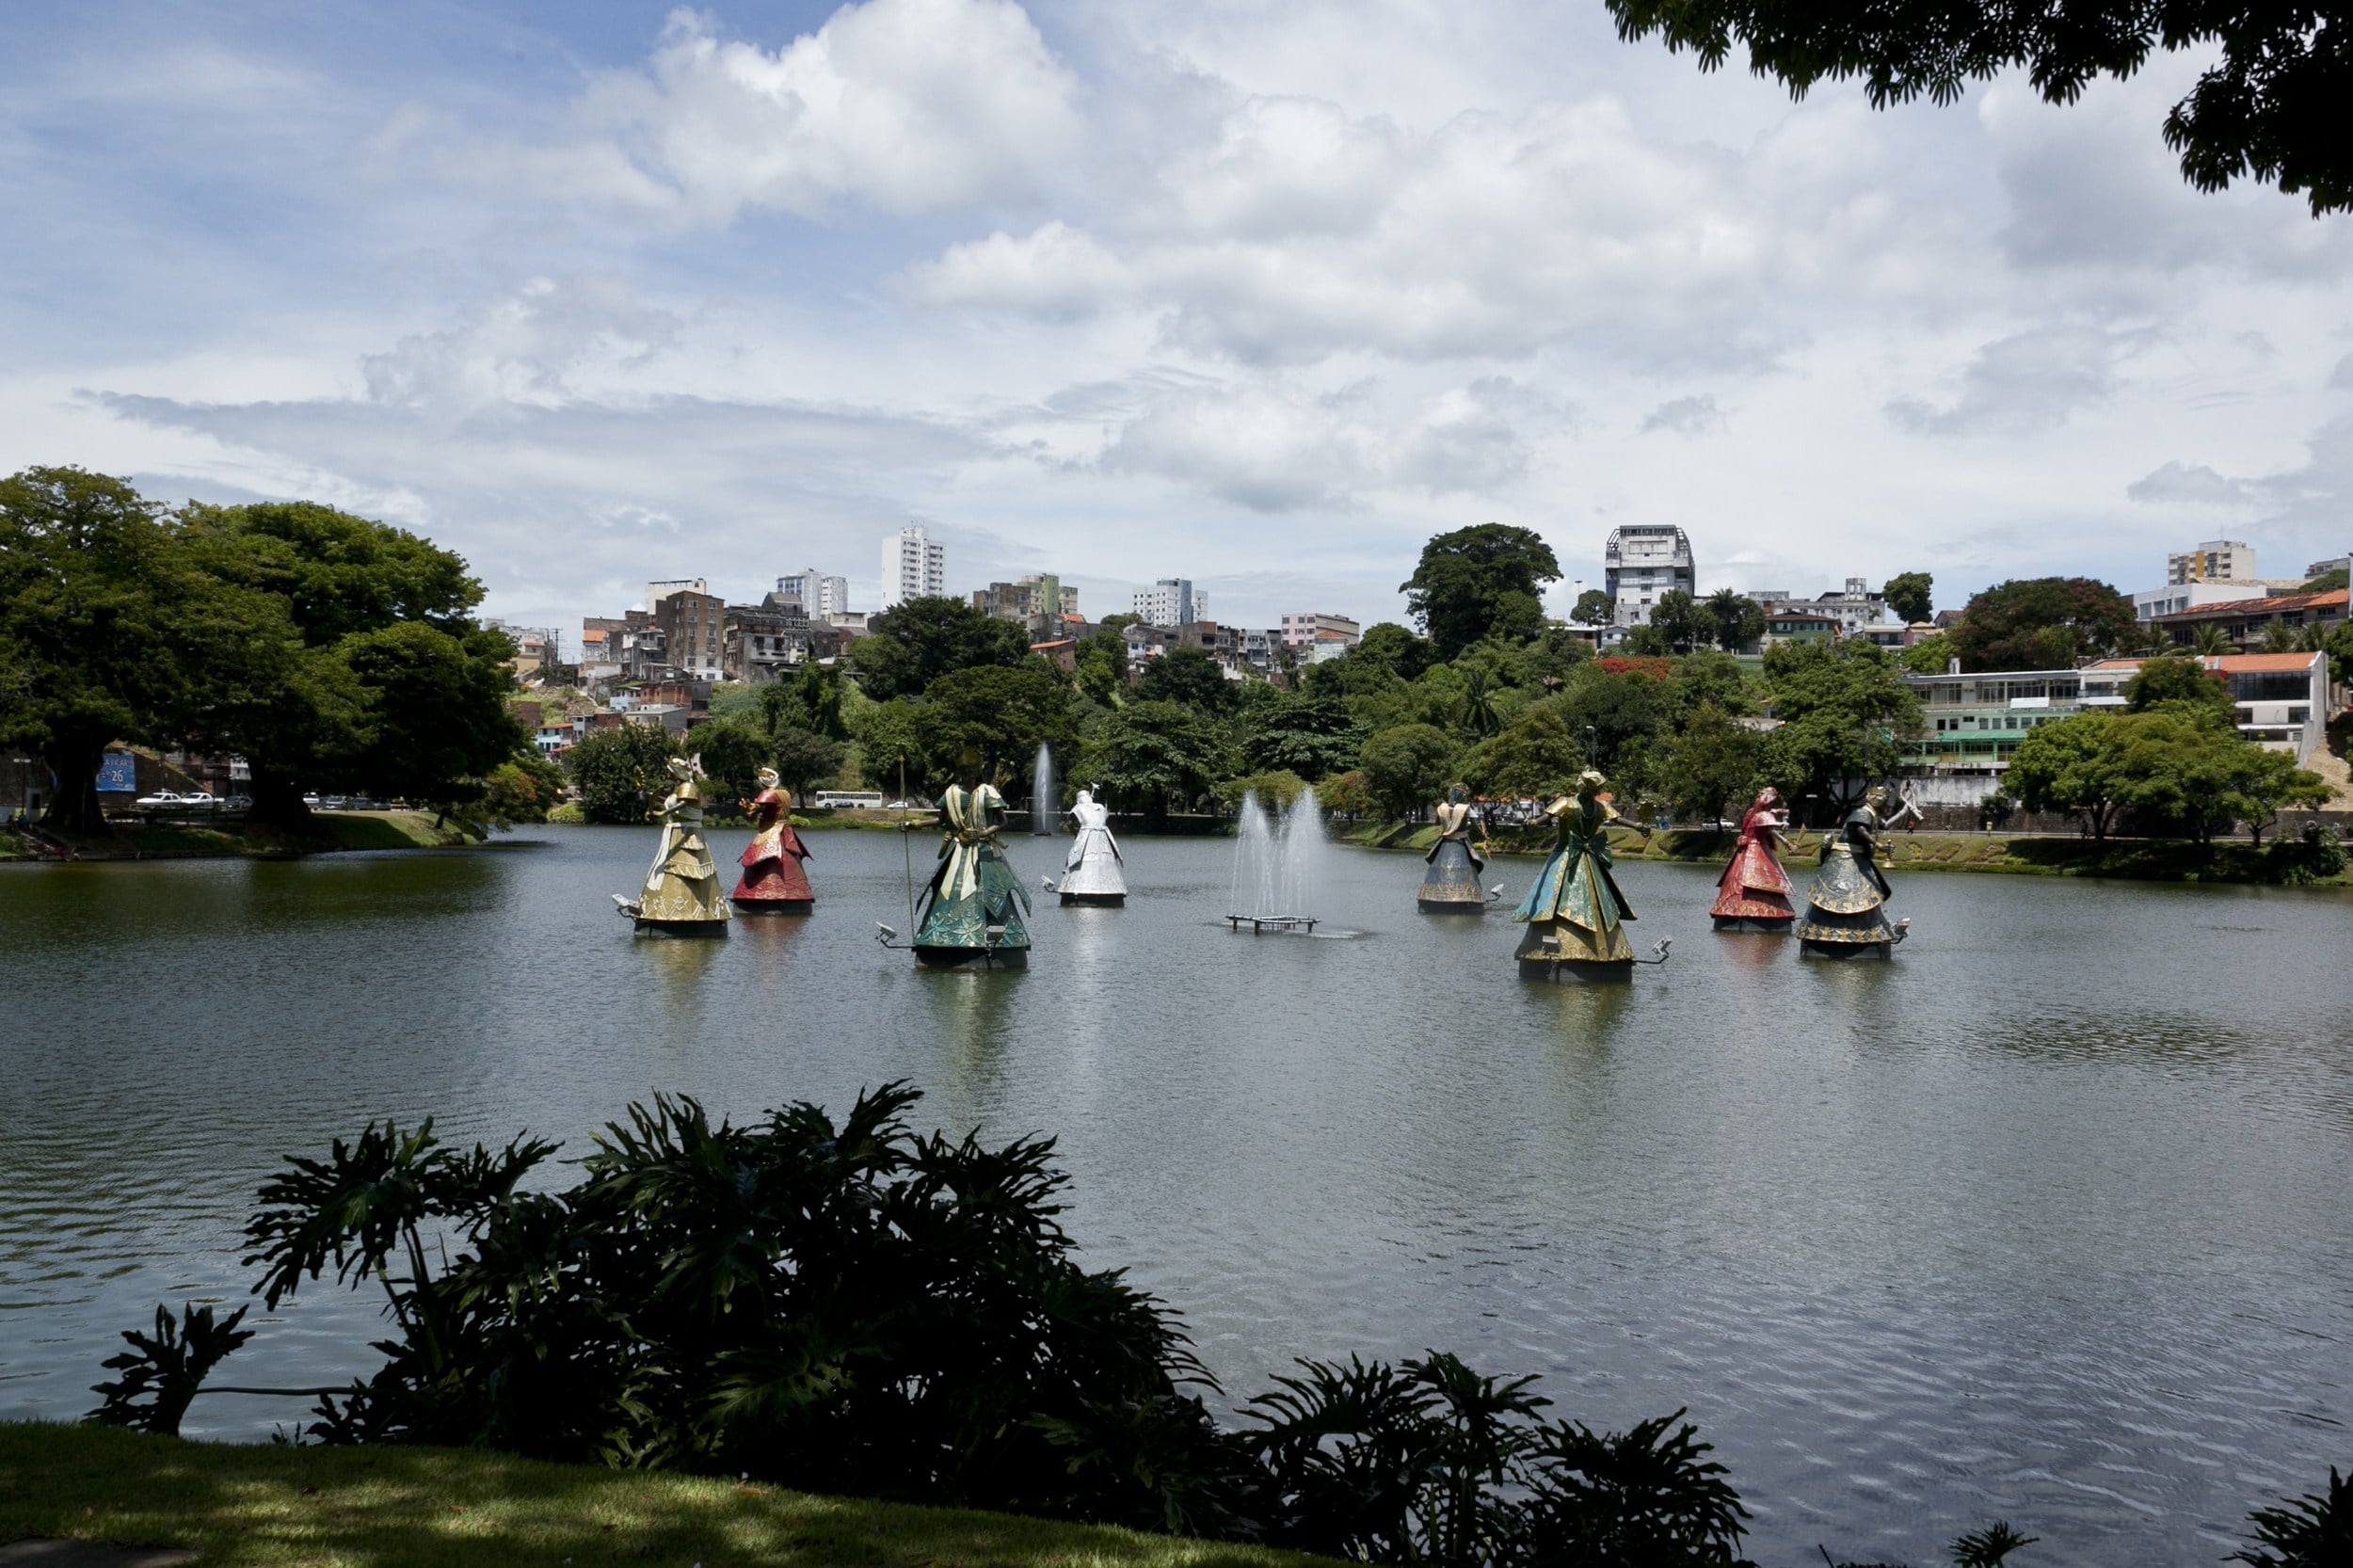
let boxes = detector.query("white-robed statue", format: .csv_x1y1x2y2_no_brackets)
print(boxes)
1055,787,1127,906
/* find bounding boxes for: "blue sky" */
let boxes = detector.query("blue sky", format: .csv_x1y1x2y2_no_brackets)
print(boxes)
6,0,2350,637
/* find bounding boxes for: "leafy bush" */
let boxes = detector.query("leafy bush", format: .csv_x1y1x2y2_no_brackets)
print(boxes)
2231,1465,2351,1566
563,723,677,824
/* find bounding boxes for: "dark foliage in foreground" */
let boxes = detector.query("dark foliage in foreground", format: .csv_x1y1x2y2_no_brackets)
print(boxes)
90,1085,2346,1567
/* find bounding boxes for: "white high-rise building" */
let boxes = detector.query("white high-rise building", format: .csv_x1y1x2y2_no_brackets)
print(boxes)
776,568,850,616
879,526,946,610
1133,578,1208,626
1602,527,1694,627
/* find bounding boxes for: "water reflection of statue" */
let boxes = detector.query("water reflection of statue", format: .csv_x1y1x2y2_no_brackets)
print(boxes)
615,755,730,935
732,766,814,914
1417,784,1489,912
908,749,1032,968
1796,785,1913,958
1512,770,1636,975
1710,786,1794,932
1058,787,1127,906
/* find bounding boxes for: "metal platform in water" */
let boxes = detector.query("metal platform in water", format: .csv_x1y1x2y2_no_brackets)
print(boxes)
1225,913,1318,935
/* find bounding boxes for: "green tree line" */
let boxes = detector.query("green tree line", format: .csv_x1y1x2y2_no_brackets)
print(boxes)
0,467,534,835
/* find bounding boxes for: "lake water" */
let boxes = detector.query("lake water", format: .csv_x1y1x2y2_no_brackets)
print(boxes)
2,825,2348,1565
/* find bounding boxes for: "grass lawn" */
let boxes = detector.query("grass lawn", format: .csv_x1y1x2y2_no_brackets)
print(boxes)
0,1424,1332,1568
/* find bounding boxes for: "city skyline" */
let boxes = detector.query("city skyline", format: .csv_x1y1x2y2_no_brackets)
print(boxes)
5,1,2350,635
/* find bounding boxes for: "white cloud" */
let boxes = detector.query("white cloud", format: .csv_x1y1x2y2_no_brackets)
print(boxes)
1641,394,1727,437
438,0,1083,223
2125,460,2262,508
1887,326,2149,437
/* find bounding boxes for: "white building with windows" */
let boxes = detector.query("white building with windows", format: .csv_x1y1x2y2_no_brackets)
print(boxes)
776,568,849,617
1602,526,1693,627
1133,578,1208,626
879,526,946,610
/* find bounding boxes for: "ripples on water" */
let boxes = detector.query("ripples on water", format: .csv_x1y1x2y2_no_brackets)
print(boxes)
2,832,2349,1565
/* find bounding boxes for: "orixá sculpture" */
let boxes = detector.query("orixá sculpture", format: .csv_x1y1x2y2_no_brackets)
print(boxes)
732,765,813,914
1417,784,1491,912
905,748,1032,968
613,754,731,936
1795,785,1915,958
1710,785,1794,932
1054,786,1126,905
1512,770,1666,980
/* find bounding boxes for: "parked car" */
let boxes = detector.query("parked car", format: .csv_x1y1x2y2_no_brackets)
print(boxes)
135,790,186,808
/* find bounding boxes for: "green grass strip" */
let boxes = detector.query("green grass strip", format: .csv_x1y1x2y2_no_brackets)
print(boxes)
0,1423,1333,1568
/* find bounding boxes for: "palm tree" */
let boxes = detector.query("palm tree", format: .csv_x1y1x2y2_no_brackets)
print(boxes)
1458,667,1501,738
2260,621,2298,654
2192,623,2234,657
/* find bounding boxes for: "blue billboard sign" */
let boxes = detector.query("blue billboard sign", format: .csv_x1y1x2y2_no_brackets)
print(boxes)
96,751,137,793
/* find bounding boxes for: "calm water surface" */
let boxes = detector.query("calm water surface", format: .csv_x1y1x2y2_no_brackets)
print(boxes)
2,825,2348,1566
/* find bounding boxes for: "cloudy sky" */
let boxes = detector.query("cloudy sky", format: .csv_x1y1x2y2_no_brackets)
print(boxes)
7,0,2351,638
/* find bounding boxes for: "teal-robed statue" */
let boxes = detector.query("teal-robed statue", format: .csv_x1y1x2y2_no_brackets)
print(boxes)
909,751,1032,969
1512,769,1638,976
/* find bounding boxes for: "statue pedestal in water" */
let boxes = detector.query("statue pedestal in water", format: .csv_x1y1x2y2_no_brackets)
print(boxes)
1418,791,1490,913
1796,788,1913,959
1510,773,1666,982
907,758,1031,969
1056,788,1126,906
732,768,814,915
1710,787,1794,935
615,756,731,937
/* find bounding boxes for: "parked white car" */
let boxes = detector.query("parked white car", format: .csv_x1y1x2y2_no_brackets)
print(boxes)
135,790,186,808
135,791,219,810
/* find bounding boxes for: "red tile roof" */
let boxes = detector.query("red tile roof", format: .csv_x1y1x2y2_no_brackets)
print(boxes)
2148,587,2346,618
2088,652,2322,673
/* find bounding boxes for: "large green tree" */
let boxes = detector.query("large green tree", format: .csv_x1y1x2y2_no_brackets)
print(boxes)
849,598,1032,700
768,726,846,806
1080,701,1232,819
2125,653,2234,716
1570,588,1616,629
1649,589,1707,655
1881,571,1935,624
1660,701,1766,824
689,718,775,808
183,500,517,824
1134,648,1236,712
920,663,1080,790
1759,640,1921,817
850,697,934,798
0,469,234,833
2007,711,2131,839
1400,524,1563,660
565,724,679,824
1240,691,1366,780
1559,664,1667,769
1949,577,2136,672
1607,0,2353,215
1459,705,1586,803
1357,724,1460,820
1703,588,1766,653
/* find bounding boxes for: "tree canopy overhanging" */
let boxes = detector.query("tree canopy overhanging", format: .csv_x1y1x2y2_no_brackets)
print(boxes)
1606,0,2353,215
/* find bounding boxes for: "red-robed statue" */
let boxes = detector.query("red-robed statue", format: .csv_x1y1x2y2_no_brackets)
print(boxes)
732,766,814,914
1710,786,1794,932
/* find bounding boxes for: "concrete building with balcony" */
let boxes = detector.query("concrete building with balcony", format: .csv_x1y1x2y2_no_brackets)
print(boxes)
722,600,811,682
1602,525,1694,627
651,585,725,679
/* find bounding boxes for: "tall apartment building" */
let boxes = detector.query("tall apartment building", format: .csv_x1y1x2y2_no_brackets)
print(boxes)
880,526,946,610
973,572,1080,633
1279,613,1360,650
776,568,849,617
1602,526,1694,627
2169,540,2254,584
1133,578,1208,626
647,578,709,608
651,585,725,678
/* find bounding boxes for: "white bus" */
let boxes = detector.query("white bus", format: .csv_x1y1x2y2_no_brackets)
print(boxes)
812,790,888,809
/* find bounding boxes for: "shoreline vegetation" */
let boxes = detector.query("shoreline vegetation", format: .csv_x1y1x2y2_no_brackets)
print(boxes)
0,1423,1333,1568
8,808,2348,888
0,810,478,862
1335,821,2353,887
